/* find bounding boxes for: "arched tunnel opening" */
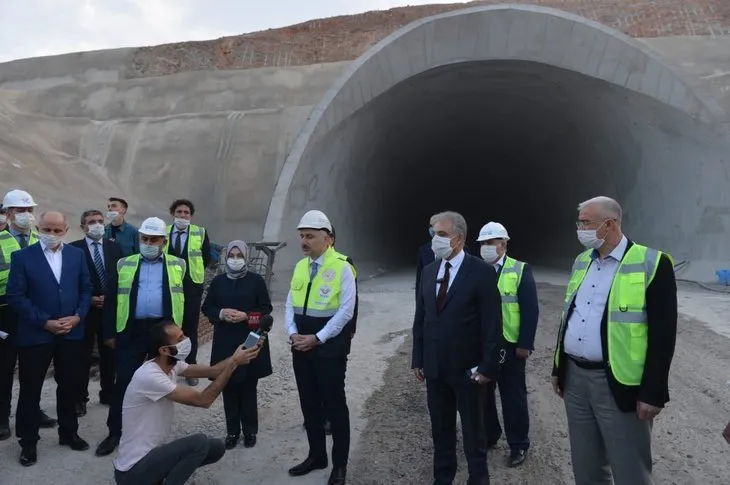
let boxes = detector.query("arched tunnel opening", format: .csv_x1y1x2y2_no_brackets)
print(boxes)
267,7,730,279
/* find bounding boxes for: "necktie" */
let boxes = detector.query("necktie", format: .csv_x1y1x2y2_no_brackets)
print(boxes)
174,231,183,256
436,262,451,311
310,261,319,281
18,234,27,248
92,242,106,290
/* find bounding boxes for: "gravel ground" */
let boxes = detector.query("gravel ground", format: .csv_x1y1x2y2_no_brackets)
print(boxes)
1,274,729,484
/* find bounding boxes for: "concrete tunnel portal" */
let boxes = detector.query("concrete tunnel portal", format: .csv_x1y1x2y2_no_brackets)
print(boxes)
265,6,730,278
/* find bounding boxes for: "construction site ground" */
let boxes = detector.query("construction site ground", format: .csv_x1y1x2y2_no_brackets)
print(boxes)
0,270,728,484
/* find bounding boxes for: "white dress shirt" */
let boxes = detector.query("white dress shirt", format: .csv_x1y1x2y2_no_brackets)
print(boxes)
40,241,64,284
435,249,465,295
171,227,188,251
564,236,628,362
493,253,506,273
285,252,356,343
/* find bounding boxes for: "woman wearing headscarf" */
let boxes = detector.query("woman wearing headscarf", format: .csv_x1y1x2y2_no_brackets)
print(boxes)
202,240,273,449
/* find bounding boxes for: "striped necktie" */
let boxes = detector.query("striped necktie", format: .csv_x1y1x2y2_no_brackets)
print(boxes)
310,261,319,281
92,242,106,290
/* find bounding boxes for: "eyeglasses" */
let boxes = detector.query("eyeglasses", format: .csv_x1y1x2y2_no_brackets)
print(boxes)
575,218,615,229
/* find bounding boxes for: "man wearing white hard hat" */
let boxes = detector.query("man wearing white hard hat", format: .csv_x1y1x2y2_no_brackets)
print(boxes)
286,210,355,485
96,216,187,457
477,221,539,468
0,190,57,442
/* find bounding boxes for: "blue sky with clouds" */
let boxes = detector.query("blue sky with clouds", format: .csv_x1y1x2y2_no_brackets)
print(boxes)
0,0,463,61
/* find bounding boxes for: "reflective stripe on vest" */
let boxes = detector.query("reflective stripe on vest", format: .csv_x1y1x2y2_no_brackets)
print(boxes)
290,248,345,318
554,244,665,386
164,224,206,284
0,231,39,297
115,254,186,332
498,256,524,344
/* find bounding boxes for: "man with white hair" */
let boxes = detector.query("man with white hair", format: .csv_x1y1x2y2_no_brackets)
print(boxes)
96,217,187,457
551,196,677,485
476,222,539,467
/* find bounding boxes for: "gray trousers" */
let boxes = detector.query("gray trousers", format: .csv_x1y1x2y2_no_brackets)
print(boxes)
564,360,653,485
114,434,225,485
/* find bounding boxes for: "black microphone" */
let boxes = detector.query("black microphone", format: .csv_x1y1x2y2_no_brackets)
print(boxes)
256,314,274,335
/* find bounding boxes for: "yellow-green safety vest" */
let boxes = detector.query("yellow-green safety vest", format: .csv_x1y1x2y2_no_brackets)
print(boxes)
498,256,525,344
291,247,346,318
554,244,668,386
115,254,186,333
330,248,357,278
0,230,38,298
163,224,206,284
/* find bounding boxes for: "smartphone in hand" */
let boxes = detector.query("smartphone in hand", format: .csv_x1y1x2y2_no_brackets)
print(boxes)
243,332,261,349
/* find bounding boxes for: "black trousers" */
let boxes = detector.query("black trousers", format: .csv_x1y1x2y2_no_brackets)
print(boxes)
222,378,258,436
293,351,350,468
485,345,530,452
107,319,161,436
182,283,203,365
16,339,84,447
426,377,489,485
0,305,18,425
79,307,115,404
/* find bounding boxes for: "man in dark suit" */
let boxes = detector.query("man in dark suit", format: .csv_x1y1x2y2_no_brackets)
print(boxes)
6,211,93,466
71,209,123,416
96,217,186,457
415,216,437,299
164,199,211,385
412,211,503,485
551,196,677,485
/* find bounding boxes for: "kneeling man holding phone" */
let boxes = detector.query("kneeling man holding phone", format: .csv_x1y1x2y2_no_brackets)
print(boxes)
113,320,264,485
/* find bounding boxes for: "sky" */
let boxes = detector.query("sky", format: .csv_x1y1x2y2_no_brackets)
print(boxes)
0,0,465,62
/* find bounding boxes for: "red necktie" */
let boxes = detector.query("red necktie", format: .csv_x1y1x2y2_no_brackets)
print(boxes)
436,262,451,311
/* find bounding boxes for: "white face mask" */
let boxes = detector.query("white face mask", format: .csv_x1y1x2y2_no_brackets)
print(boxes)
174,218,190,231
106,211,120,222
13,212,34,230
170,337,191,361
431,235,454,260
480,245,500,263
577,226,606,250
227,258,246,272
0,215,6,225
87,223,105,241
39,233,63,249
140,243,161,260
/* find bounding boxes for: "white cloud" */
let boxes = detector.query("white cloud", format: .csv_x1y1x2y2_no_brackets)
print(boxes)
0,0,465,62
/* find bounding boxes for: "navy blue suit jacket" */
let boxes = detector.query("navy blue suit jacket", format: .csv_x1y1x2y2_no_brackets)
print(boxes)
7,243,93,347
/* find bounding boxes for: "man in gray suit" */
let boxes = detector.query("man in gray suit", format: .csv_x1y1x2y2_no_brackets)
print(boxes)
412,211,503,485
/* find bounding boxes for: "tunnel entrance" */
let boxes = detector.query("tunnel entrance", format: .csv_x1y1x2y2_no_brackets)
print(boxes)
266,5,730,279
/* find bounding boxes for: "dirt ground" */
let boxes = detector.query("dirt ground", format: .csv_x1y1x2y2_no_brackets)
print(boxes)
1,274,728,484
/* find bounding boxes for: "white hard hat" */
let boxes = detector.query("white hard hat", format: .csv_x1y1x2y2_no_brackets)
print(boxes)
297,210,332,232
138,217,167,236
3,189,37,208
477,222,510,242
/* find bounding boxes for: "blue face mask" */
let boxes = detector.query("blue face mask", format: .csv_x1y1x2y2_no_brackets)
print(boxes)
428,227,435,238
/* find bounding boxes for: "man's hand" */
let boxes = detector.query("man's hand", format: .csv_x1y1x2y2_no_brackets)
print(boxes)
59,315,81,329
515,348,531,359
44,320,66,335
91,296,105,309
413,368,425,382
551,376,563,398
104,338,116,349
293,334,318,352
233,343,262,365
636,401,662,421
471,371,490,385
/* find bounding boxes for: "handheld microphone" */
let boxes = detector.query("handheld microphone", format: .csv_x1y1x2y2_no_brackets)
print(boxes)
256,314,274,335
243,314,274,349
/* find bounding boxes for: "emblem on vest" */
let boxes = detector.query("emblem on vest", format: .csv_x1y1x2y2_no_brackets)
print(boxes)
318,286,332,299
322,269,336,282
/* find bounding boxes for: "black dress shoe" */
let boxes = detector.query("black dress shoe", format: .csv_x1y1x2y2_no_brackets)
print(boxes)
324,420,332,436
508,449,527,467
76,402,87,417
19,446,37,467
0,422,10,441
225,434,239,450
328,467,347,485
288,456,328,476
60,433,90,451
243,433,256,448
39,410,57,428
95,434,120,456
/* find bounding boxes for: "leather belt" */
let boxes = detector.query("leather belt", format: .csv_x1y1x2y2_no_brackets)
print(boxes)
567,354,604,370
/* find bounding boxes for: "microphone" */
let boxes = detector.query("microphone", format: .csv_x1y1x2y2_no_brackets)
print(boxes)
257,314,274,335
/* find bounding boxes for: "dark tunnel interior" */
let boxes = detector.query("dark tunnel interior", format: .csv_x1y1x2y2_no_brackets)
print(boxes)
301,59,706,269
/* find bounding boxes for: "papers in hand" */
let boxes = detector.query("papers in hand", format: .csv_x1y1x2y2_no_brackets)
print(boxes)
0,330,8,340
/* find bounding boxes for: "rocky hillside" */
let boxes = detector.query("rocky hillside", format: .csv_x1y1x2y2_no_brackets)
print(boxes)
127,0,730,78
